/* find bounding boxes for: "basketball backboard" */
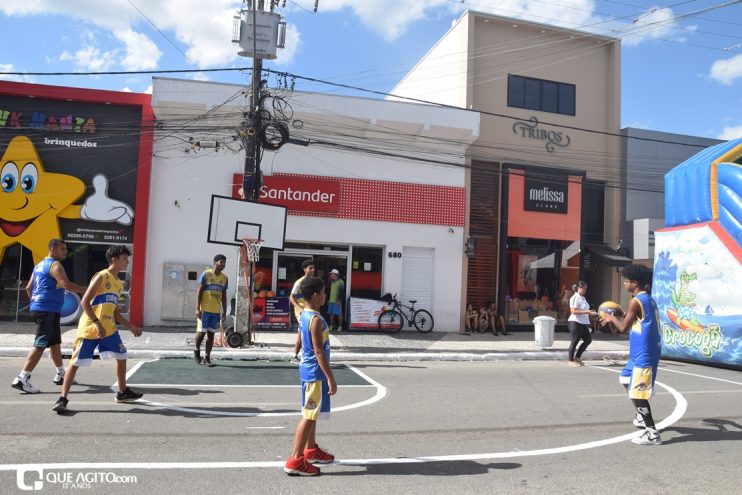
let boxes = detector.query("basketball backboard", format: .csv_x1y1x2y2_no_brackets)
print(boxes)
207,195,287,250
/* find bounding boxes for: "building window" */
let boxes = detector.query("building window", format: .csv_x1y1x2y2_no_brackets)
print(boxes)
507,75,576,116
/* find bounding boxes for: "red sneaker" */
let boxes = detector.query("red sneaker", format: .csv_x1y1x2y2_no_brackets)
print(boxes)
304,445,335,464
283,457,320,476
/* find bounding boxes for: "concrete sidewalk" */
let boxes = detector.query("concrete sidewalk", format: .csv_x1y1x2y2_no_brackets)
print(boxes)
0,322,629,362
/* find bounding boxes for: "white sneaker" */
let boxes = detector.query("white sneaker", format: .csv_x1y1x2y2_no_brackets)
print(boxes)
11,376,40,394
53,372,65,385
632,430,662,445
633,413,646,429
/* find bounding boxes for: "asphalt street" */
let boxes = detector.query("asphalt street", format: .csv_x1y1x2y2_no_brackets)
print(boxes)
1,357,740,494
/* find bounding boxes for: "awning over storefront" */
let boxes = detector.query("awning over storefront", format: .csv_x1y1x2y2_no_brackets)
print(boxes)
583,244,632,266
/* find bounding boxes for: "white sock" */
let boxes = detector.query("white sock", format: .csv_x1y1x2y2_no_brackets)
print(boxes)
19,370,31,379
56,367,65,375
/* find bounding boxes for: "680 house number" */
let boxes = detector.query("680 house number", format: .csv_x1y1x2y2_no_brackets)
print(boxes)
387,252,402,258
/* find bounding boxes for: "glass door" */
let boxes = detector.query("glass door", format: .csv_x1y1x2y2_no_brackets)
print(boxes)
274,249,349,326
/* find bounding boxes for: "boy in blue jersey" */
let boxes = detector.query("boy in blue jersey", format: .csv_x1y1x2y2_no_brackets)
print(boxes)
601,264,663,445
284,276,337,476
11,239,87,394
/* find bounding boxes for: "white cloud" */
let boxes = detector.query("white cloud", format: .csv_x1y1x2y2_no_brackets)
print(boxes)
115,29,162,70
144,84,153,94
709,53,742,85
0,1,241,68
0,63,34,82
121,86,133,92
190,71,211,81
291,0,600,41
618,7,678,47
59,44,118,71
718,125,742,140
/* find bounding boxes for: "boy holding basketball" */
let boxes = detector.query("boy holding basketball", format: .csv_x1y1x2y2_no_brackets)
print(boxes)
601,264,663,445
283,276,337,476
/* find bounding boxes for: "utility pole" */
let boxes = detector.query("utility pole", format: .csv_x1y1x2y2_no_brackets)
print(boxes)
244,0,262,201
231,0,286,346
233,0,285,200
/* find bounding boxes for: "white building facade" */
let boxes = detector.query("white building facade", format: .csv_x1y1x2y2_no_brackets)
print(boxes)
145,77,479,331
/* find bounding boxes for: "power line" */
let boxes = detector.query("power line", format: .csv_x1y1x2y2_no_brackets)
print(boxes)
0,64,720,149
126,0,193,65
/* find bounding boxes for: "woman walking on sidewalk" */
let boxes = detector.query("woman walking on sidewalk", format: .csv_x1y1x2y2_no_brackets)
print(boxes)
567,281,597,367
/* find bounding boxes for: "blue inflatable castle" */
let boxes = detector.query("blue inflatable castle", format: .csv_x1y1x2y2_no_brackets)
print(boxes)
654,137,742,368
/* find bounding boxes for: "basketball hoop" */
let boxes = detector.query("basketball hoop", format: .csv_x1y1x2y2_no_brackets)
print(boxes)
241,238,264,262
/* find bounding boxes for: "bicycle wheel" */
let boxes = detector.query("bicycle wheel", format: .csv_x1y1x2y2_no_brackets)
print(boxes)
412,309,434,333
378,309,403,333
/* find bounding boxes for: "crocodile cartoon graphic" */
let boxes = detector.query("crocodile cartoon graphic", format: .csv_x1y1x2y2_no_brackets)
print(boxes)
668,269,703,331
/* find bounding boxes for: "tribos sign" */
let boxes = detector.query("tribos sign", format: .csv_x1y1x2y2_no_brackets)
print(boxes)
232,174,340,213
524,175,568,214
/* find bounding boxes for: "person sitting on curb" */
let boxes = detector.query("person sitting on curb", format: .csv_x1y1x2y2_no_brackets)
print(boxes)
478,306,490,334
463,303,478,335
489,302,510,336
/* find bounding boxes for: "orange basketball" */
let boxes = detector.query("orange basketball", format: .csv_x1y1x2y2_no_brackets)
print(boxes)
598,301,623,318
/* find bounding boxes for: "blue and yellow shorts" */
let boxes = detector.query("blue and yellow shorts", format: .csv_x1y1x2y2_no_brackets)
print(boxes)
198,311,221,332
70,332,128,367
301,380,331,421
619,359,658,400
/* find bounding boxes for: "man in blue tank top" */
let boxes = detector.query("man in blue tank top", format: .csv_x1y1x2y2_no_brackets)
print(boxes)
601,264,663,445
11,239,87,394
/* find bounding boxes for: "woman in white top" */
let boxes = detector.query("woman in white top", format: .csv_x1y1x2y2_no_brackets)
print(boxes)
567,281,597,367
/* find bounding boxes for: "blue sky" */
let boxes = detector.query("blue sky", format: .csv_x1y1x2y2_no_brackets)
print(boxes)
1,0,741,139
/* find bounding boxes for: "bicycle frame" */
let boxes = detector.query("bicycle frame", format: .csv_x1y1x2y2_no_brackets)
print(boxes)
388,299,416,327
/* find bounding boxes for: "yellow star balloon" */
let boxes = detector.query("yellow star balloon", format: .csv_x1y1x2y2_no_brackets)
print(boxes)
0,136,85,264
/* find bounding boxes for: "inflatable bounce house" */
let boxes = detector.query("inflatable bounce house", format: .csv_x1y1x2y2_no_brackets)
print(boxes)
653,137,742,368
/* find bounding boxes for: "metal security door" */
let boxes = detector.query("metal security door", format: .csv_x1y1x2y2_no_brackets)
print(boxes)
401,247,434,313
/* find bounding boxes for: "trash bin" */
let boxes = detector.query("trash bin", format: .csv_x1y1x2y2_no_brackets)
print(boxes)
533,316,556,349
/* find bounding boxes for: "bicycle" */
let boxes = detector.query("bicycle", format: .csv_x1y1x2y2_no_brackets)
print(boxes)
377,293,434,333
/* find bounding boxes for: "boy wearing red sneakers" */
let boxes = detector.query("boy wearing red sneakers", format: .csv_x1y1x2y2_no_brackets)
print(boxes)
283,276,337,476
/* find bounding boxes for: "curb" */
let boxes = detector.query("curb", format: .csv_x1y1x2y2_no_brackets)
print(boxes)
0,347,629,362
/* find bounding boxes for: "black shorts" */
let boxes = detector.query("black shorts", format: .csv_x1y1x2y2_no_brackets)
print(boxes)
31,311,62,348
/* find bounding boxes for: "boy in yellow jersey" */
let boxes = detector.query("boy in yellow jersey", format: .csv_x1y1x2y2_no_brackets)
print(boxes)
52,246,142,413
194,254,228,367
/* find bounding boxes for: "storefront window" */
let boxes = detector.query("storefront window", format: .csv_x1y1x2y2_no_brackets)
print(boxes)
504,238,580,325
0,244,33,321
349,246,383,300
0,242,126,321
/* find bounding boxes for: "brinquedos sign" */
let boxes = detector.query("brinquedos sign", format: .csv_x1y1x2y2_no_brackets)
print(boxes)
512,116,570,153
524,175,568,214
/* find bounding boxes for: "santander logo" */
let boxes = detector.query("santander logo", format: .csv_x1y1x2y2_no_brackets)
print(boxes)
233,173,340,213
260,186,336,204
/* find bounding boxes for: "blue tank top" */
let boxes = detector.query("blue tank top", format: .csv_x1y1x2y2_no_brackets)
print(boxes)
298,309,330,382
629,291,662,367
30,257,65,312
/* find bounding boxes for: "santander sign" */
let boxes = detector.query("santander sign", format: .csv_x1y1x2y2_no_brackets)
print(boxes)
232,174,340,213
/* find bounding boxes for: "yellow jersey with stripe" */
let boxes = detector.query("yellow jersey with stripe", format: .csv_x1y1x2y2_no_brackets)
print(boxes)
77,269,122,339
198,269,228,314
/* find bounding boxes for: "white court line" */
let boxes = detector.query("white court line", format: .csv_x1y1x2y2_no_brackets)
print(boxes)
130,384,373,388
120,363,387,417
580,389,742,398
658,366,742,387
0,366,689,471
